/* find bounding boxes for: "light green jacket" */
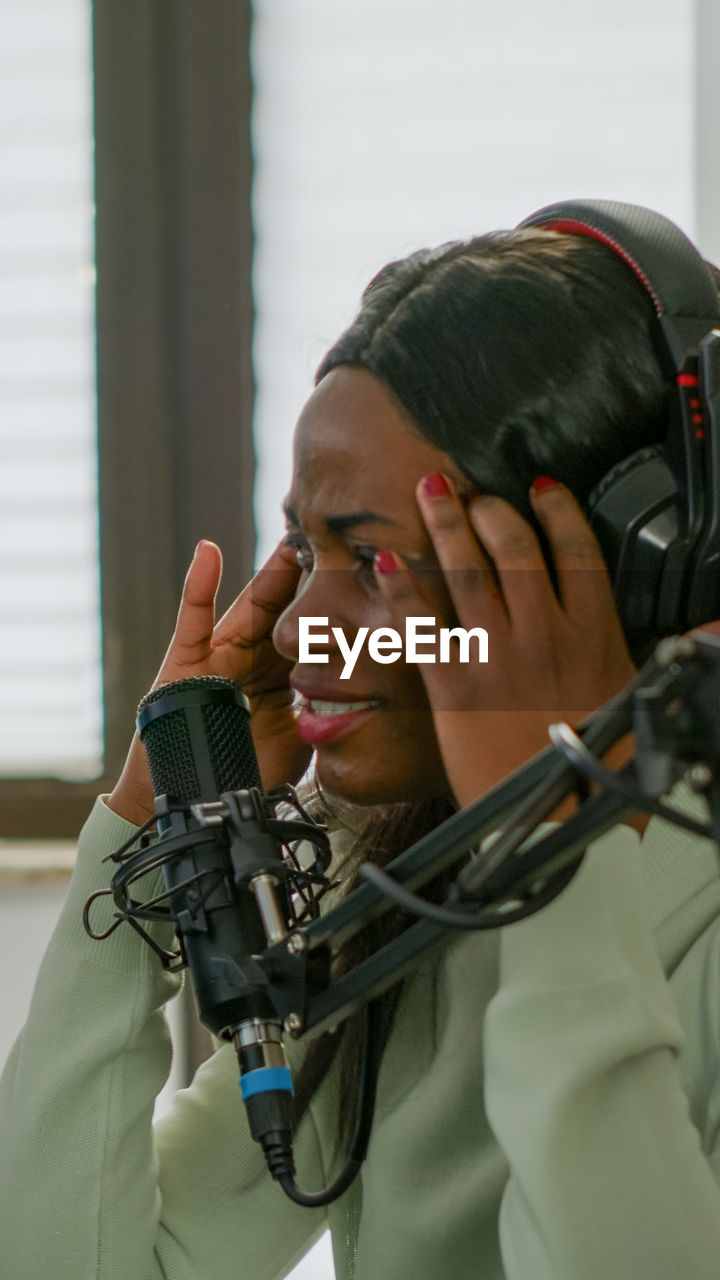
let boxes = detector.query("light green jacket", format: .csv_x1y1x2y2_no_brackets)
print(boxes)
2,793,720,1278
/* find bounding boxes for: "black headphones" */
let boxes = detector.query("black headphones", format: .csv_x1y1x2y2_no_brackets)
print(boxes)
517,199,720,651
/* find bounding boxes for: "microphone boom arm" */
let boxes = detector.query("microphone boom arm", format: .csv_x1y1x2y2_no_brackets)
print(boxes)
254,632,720,1041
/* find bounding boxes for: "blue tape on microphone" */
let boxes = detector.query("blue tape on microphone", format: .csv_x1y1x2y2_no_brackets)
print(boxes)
240,1066,294,1102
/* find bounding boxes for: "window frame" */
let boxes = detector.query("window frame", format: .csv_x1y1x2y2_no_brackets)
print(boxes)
0,0,255,839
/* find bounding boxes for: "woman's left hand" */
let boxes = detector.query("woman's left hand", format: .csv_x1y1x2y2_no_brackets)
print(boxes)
373,474,637,808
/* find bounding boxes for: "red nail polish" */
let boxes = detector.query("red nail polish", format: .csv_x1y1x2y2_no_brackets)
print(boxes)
531,476,559,494
422,472,451,498
375,549,399,574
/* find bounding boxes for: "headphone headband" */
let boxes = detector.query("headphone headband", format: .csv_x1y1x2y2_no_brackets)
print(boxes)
519,198,720,326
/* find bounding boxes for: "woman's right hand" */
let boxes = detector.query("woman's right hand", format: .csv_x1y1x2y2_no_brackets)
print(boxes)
107,539,311,826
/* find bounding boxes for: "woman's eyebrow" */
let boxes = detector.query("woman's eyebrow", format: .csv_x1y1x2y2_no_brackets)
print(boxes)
282,502,398,534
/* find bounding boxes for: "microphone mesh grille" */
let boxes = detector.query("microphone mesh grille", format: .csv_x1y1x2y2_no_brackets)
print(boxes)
137,676,261,804
205,697,261,793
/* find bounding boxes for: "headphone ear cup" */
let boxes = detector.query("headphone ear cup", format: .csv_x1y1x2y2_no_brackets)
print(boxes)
586,445,683,654
586,445,664,513
518,196,720,648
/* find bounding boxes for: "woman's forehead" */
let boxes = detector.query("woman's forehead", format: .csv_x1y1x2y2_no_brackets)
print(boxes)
291,367,460,485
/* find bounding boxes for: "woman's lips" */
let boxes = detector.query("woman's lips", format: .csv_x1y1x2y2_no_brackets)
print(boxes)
294,696,381,745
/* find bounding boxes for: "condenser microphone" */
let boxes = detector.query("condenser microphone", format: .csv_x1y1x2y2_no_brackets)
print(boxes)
87,675,338,1194
86,674,332,1186
136,675,298,1176
136,675,277,1028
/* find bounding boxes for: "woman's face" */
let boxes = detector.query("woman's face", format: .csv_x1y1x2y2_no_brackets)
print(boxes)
273,365,467,805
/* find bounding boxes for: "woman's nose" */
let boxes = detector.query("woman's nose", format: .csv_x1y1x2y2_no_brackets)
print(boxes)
272,568,341,662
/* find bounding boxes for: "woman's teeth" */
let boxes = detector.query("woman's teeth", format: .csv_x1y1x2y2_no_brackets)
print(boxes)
306,699,379,716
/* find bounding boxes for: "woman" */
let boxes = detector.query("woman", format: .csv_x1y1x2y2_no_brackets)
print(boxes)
3,209,720,1279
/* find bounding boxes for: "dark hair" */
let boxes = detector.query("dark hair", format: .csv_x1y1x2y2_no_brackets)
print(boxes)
316,228,670,522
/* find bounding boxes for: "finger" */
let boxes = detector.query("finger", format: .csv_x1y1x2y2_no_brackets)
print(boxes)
157,540,223,678
416,473,508,625
463,492,556,628
373,549,469,706
373,547,446,646
213,539,302,650
529,478,616,619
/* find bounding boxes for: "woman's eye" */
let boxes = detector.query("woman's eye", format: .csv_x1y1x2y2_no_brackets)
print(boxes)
294,547,314,571
352,546,380,577
283,537,379,578
284,536,313,571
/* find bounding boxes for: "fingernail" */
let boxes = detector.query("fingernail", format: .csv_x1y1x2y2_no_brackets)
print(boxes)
375,549,400,574
195,539,210,555
422,472,452,498
530,476,559,494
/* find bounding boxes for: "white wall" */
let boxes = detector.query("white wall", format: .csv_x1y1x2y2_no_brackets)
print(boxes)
251,0,697,563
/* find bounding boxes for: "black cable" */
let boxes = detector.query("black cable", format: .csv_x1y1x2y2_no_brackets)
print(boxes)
356,716,711,930
452,674,645,901
277,999,384,1207
548,723,711,839
358,859,581,929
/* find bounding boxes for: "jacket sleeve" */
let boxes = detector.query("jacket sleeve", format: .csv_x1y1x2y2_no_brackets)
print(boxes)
0,798,326,1280
484,823,720,1280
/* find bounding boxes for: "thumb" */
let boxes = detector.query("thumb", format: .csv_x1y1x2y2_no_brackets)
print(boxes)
156,540,223,682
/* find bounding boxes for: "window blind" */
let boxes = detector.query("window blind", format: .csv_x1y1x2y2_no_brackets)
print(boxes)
0,1,102,779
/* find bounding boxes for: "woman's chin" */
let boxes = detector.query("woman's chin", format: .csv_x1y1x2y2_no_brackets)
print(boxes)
314,748,450,808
